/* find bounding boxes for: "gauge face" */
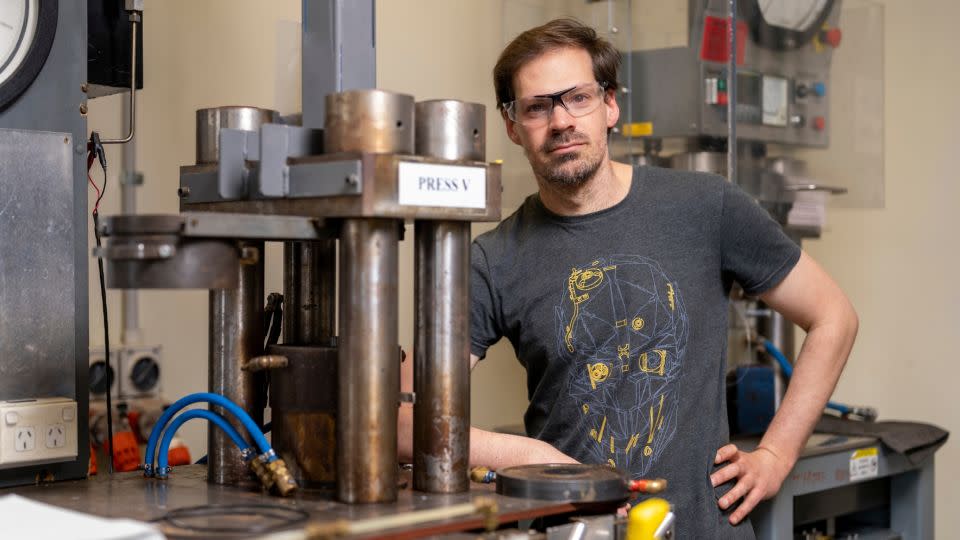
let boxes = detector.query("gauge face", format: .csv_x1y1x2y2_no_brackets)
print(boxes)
758,0,829,32
0,0,39,87
744,0,835,51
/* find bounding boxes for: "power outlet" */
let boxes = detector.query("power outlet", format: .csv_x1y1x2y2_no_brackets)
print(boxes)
45,424,66,449
15,427,35,452
0,398,77,469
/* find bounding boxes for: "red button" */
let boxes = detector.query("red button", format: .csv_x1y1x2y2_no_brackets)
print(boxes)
822,28,842,48
813,116,826,131
717,91,728,106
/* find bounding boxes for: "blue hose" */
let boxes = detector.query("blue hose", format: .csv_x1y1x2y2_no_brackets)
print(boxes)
155,409,254,478
144,392,273,477
762,339,851,415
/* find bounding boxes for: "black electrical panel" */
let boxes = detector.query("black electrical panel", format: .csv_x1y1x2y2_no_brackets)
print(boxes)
87,0,144,98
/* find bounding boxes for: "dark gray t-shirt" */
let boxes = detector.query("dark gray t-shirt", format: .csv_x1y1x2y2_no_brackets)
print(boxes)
470,165,801,539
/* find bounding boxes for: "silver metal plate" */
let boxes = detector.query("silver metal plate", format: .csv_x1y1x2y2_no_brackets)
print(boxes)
0,129,77,399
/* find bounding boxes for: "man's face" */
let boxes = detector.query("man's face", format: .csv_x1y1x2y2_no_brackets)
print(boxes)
504,47,619,188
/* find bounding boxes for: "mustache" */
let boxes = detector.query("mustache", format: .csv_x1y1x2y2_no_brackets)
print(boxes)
541,132,589,153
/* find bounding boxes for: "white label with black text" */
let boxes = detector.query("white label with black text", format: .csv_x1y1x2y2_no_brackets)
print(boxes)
849,447,879,481
398,162,486,209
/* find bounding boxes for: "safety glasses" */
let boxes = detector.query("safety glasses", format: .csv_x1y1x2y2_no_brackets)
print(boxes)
503,82,607,128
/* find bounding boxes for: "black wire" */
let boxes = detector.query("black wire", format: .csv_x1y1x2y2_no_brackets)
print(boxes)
90,132,113,473
95,208,113,475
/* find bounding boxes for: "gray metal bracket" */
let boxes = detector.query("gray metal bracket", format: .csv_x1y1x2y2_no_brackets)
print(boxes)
253,124,324,198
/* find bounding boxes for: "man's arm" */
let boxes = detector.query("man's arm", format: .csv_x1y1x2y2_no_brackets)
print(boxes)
398,353,577,467
711,251,859,525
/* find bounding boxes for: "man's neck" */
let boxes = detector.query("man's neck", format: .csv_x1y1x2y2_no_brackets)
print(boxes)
536,160,634,216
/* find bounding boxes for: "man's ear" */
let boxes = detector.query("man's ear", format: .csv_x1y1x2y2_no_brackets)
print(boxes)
605,89,620,130
503,109,522,146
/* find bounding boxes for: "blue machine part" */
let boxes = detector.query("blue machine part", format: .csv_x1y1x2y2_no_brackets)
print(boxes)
735,365,777,435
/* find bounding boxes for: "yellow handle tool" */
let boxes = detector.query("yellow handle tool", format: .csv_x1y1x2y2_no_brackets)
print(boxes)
626,497,675,540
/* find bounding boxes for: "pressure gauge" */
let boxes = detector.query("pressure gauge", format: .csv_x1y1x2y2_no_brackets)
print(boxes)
0,0,57,110
742,0,835,50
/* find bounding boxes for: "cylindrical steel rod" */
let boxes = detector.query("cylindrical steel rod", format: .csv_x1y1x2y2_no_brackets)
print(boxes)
195,106,280,165
411,100,484,493
337,219,400,503
727,0,738,184
208,241,265,485
413,221,471,493
282,240,336,346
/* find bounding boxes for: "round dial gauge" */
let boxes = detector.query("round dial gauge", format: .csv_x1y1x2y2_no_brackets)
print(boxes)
0,0,57,110
743,0,835,50
0,1,39,86
758,0,830,32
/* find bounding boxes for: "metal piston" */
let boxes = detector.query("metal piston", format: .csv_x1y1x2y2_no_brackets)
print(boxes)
412,100,485,493
326,89,411,503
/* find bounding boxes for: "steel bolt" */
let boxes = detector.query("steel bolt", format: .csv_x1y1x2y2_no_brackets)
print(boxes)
177,187,190,198
81,83,89,93
79,103,88,115
346,174,359,186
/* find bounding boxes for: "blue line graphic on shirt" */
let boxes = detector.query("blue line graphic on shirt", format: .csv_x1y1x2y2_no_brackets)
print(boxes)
556,255,688,474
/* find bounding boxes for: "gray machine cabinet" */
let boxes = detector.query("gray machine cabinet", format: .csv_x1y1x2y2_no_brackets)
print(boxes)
0,1,90,486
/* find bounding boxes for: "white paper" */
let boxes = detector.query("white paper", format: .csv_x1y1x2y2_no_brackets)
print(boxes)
397,162,487,209
0,494,164,540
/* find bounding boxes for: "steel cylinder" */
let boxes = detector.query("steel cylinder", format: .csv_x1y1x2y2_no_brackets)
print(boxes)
413,221,471,493
410,100,484,493
414,100,485,161
196,106,280,164
208,241,266,485
282,240,336,346
337,219,400,503
324,90,415,154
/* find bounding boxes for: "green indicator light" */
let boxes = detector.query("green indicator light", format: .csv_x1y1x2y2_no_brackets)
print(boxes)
718,78,727,91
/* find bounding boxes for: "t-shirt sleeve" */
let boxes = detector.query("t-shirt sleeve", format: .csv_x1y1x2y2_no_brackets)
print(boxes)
718,180,802,296
470,240,503,359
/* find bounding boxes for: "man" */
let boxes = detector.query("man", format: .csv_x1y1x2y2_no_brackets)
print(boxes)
400,18,858,538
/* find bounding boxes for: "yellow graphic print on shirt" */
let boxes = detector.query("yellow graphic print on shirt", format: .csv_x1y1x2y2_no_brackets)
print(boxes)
556,255,688,476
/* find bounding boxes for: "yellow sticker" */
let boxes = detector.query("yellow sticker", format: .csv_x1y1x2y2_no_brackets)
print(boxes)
849,447,879,481
622,122,653,137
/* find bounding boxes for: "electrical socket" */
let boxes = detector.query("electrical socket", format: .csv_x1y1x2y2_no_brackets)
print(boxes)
14,427,35,452
0,398,77,469
45,424,66,449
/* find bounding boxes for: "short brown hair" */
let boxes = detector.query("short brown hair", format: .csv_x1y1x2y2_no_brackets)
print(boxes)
493,18,622,110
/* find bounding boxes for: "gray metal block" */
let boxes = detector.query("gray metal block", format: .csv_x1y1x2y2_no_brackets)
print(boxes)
217,128,258,200
0,129,77,399
254,124,324,197
287,159,363,198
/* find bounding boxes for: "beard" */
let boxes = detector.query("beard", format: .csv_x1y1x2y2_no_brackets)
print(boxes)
532,131,605,187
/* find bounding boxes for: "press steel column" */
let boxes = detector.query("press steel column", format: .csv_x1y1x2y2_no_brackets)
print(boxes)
197,107,275,485
283,240,336,346
337,219,399,502
412,100,485,493
326,89,412,503
208,243,265,485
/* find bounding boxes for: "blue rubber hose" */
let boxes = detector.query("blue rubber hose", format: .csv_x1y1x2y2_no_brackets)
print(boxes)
762,339,851,415
144,392,273,476
156,409,254,478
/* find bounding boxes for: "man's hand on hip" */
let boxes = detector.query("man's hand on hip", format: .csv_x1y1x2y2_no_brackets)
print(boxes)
710,443,793,525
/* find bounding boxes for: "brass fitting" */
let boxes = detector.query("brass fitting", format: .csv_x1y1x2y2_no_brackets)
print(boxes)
267,458,298,497
469,466,494,483
627,478,668,494
249,457,275,491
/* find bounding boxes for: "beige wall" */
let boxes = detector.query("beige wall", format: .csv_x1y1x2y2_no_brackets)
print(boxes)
84,1,956,535
802,1,960,536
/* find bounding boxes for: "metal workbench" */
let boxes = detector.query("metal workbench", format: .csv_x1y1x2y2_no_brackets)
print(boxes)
3,466,585,538
739,433,935,539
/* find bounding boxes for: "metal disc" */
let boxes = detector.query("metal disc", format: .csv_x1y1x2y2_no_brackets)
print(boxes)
495,464,628,503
